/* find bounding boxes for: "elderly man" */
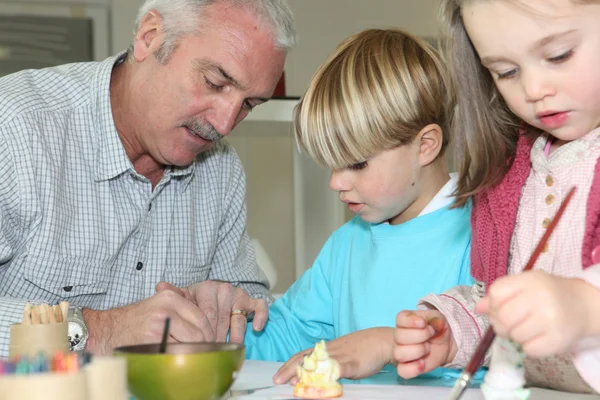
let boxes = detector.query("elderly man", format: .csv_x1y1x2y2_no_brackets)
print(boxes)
0,0,296,357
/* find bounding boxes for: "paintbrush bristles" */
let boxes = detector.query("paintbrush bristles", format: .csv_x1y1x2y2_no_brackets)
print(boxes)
20,301,70,325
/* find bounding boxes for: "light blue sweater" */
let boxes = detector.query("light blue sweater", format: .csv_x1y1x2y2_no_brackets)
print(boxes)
244,202,478,384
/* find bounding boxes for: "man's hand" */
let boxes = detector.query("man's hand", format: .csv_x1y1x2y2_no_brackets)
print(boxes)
83,289,212,355
394,310,456,379
273,328,395,385
156,280,269,343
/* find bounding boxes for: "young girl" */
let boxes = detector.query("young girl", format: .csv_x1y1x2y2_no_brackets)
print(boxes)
394,0,600,393
243,28,480,385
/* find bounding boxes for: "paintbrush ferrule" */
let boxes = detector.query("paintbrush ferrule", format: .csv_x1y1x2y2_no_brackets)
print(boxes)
447,372,471,400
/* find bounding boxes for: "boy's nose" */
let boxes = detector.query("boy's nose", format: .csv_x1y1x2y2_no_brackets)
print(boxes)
329,170,351,192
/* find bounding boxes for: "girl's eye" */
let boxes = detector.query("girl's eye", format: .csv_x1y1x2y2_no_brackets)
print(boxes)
204,77,224,91
348,161,367,171
496,69,517,80
547,49,573,64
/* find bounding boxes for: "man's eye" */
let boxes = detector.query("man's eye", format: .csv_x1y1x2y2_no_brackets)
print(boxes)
205,77,224,91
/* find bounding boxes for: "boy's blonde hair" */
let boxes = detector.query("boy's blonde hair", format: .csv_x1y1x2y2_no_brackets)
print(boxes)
294,28,451,170
440,0,600,206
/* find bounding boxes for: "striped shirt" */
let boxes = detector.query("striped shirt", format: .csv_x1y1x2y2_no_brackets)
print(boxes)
0,55,270,358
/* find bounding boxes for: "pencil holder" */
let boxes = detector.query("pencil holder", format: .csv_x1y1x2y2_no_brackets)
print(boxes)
85,356,129,400
0,371,87,400
9,322,69,358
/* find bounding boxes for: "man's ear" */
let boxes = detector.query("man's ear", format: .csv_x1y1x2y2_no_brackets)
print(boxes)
131,10,163,62
416,123,444,167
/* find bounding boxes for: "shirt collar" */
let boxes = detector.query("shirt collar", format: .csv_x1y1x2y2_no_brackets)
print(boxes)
92,53,196,187
531,127,600,175
93,53,135,182
418,173,459,217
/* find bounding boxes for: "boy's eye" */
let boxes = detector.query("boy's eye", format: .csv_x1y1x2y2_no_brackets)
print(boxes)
547,49,573,64
348,161,367,170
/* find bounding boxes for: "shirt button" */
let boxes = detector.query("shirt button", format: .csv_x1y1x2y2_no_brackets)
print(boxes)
592,246,600,264
148,203,152,212
545,194,555,205
63,286,73,292
542,218,551,229
545,175,554,187
542,243,549,253
136,262,144,271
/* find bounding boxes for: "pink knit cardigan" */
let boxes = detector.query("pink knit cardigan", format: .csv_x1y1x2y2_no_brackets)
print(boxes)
470,135,600,286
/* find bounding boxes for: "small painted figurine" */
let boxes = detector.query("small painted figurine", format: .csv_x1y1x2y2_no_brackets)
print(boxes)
294,340,342,399
481,336,532,400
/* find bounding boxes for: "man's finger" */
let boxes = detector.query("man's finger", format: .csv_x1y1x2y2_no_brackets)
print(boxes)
156,281,187,297
193,283,220,337
228,313,248,344
168,314,207,343
249,298,269,331
215,284,235,342
162,290,214,342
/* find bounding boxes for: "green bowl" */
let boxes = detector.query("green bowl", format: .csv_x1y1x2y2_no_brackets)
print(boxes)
114,342,245,400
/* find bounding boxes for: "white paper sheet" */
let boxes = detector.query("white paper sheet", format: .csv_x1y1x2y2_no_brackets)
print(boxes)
231,360,283,392
233,384,600,400
229,361,600,400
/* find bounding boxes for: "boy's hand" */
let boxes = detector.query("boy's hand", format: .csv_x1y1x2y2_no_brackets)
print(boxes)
477,270,598,357
394,310,456,379
273,328,395,384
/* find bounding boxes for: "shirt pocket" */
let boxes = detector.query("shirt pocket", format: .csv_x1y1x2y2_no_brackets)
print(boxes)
164,265,210,289
23,255,110,300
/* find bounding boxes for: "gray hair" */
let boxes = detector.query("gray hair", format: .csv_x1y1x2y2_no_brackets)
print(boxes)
129,0,296,63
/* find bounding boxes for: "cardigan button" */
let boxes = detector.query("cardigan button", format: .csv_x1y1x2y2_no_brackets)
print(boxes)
592,246,600,264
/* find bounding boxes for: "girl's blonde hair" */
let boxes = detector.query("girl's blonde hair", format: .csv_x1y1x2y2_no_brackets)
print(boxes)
294,28,451,170
440,0,599,206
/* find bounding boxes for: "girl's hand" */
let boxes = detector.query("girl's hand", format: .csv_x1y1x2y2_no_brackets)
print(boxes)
477,270,599,357
394,309,456,379
272,327,395,384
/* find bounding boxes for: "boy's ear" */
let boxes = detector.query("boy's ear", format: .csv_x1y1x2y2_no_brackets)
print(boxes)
417,124,444,167
132,10,163,62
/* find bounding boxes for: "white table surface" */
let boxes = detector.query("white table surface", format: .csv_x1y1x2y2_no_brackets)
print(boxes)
229,360,600,400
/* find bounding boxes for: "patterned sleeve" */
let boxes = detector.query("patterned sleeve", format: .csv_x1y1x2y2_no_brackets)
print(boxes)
418,281,491,368
0,129,30,358
208,144,272,302
571,264,600,393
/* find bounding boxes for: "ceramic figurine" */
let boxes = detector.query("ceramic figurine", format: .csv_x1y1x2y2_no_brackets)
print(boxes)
294,340,342,399
481,336,531,400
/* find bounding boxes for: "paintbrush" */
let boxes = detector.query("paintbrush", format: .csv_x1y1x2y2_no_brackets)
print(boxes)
447,186,576,400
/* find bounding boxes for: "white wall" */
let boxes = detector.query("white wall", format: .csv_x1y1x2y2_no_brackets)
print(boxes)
111,0,442,94
111,0,143,52
286,0,441,96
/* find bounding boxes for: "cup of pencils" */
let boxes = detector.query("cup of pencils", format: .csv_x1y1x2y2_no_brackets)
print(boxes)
9,301,70,359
